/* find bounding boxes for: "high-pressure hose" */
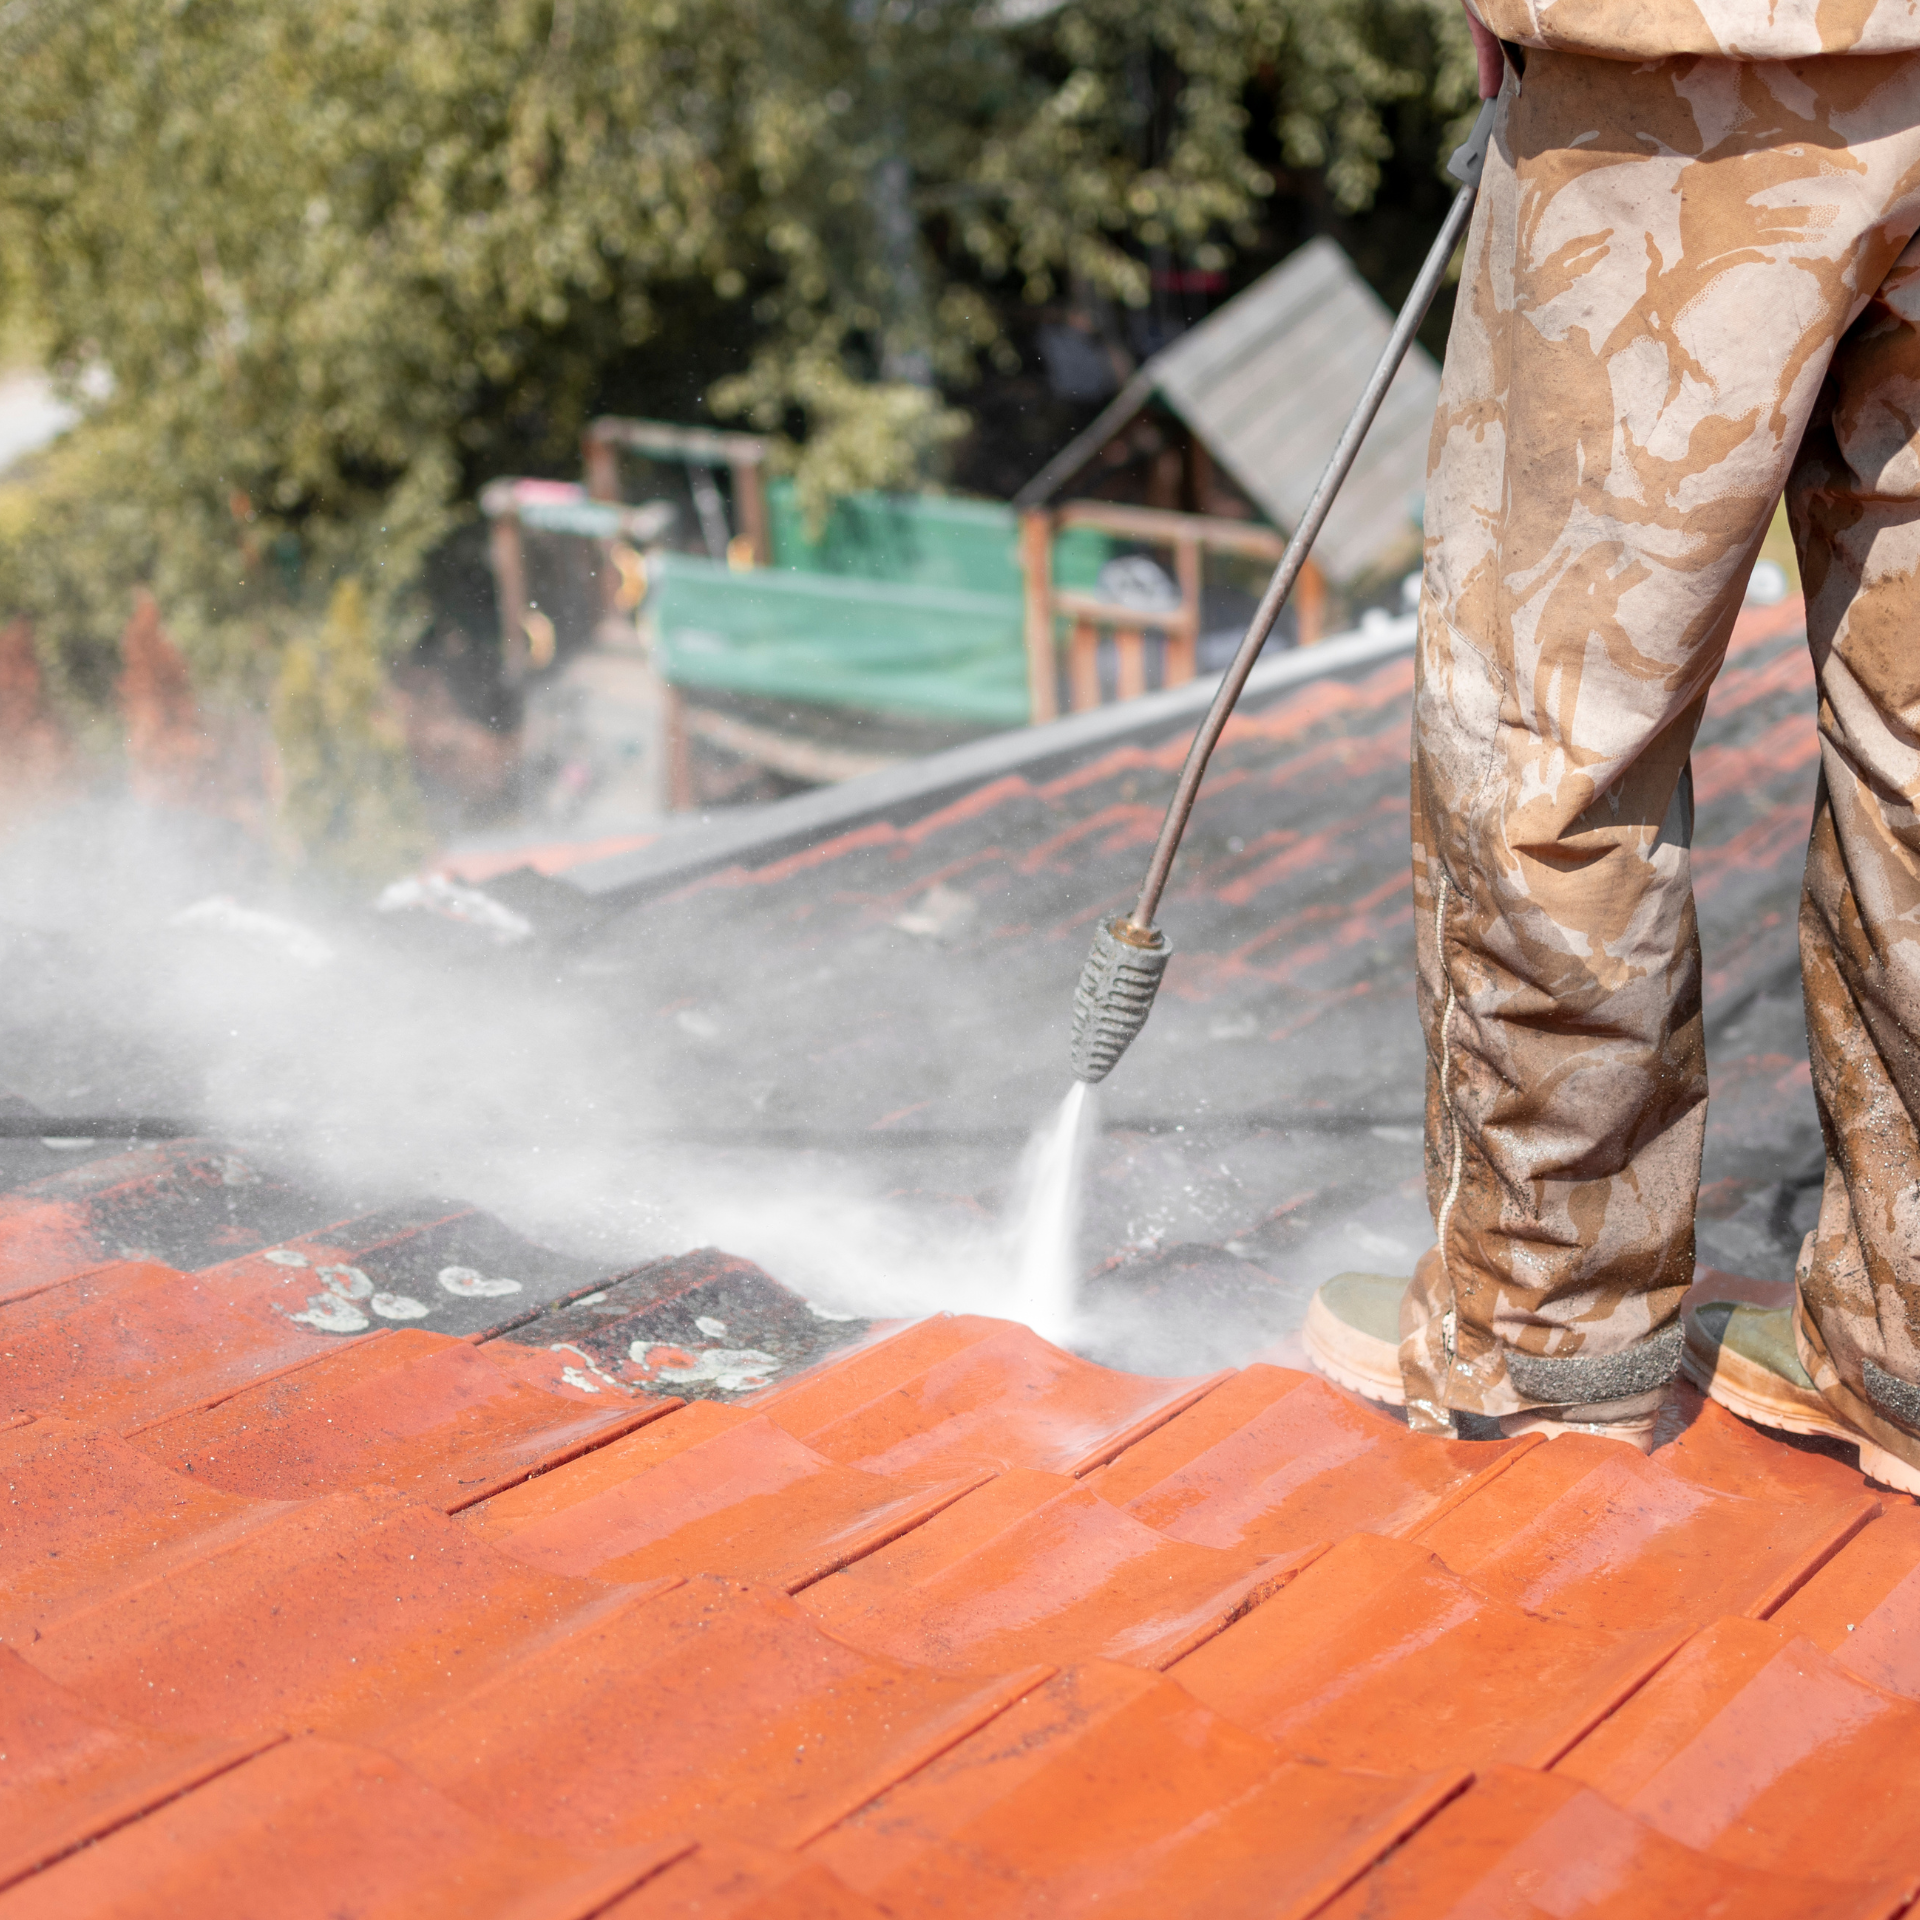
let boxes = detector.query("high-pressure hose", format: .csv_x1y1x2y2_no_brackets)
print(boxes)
1067,99,1497,1084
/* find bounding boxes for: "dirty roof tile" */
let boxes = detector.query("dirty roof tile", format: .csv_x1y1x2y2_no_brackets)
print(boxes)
0,1736,692,1920
21,1487,656,1742
0,1259,359,1430
1410,1429,1879,1632
1555,1615,1920,1881
379,1574,1047,1851
1080,1362,1533,1552
124,1327,675,1509
799,1466,1318,1670
0,1650,277,1895
1314,1763,1912,1920
1168,1531,1681,1772
749,1313,1224,1478
807,1657,1466,1920
463,1407,988,1591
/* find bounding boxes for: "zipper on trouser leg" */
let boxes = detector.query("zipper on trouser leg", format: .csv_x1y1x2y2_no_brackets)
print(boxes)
1408,870,1464,1435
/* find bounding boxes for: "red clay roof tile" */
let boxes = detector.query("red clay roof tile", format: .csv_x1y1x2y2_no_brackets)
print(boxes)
1080,1362,1532,1551
0,1737,692,1920
378,1575,1048,1851
1769,1505,1920,1697
1168,1532,1683,1773
749,1315,1222,1478
1411,1427,1879,1633
123,1328,675,1509
0,1651,277,1895
807,1658,1467,1920
463,1407,988,1590
1555,1615,1920,1880
23,1487,656,1742
1314,1763,1914,1920
798,1466,1318,1670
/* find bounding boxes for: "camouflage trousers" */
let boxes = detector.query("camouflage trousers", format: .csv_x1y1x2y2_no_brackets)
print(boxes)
1405,45,1920,1469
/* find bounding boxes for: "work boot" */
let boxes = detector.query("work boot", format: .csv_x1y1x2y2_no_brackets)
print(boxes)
1304,1267,1661,1451
1681,1275,1920,1496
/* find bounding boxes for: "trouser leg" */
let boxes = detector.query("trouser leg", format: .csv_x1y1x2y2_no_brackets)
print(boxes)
1790,234,1920,1474
1403,49,1920,1430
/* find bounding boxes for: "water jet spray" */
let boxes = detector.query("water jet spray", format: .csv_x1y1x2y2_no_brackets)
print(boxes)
1067,100,1496,1084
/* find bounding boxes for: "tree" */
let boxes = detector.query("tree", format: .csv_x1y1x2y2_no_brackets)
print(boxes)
0,0,1477,713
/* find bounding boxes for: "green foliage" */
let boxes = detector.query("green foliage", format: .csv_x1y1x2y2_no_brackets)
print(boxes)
271,578,430,886
0,0,1477,702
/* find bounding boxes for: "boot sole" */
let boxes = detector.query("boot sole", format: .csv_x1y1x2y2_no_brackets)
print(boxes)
1681,1284,1920,1497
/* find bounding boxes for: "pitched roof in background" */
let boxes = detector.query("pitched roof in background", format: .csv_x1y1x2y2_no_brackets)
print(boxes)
5,1054,1920,1910
1017,239,1441,580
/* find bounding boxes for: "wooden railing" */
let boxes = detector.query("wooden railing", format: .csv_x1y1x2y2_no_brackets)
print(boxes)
582,417,772,569
1019,501,1324,722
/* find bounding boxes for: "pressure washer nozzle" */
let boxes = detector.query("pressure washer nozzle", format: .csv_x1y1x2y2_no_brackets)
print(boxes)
1069,918,1173,1083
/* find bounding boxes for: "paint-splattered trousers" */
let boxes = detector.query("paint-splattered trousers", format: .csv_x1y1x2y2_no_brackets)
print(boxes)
1405,45,1920,1471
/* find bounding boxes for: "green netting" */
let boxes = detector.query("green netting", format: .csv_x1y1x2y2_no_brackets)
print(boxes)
649,555,1031,726
766,480,1110,593
648,487,1114,725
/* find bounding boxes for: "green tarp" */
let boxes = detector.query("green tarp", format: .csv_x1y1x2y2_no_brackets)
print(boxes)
649,484,1110,726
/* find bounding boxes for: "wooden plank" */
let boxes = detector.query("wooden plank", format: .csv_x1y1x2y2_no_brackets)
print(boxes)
1068,619,1101,713
1055,501,1286,563
1115,627,1147,702
1020,510,1059,725
584,416,768,467
1297,560,1327,647
1054,591,1189,634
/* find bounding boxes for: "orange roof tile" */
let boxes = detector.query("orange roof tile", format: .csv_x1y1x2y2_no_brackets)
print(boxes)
7,1153,1920,1915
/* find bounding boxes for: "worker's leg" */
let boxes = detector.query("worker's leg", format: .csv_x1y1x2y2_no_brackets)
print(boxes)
1404,51,1920,1432
1790,236,1920,1479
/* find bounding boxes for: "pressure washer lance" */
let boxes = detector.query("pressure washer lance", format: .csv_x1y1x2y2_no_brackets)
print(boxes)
1066,100,1497,1084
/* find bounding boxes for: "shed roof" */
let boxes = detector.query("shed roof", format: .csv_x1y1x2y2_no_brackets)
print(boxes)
1017,238,1442,580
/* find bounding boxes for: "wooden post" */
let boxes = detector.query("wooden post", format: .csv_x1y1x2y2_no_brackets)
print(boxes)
1169,536,1201,687
487,509,531,687
1068,618,1101,712
1114,626,1147,701
1020,509,1058,723
583,428,620,504
1296,557,1327,646
730,456,770,566
662,684,695,811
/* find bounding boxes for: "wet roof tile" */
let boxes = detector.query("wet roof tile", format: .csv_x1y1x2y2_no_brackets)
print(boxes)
748,1313,1224,1477
463,1408,989,1590
123,1327,675,1509
1079,1362,1532,1552
25,1486,655,1743
0,1650,276,1895
798,1467,1318,1670
1770,1505,1920,1697
1314,1764,1911,1920
10,945,1919,1918
1555,1615,1920,1879
597,1843,887,1920
378,1575,1048,1852
807,1658,1465,1920
1169,1532,1683,1773
1411,1427,1879,1633
0,1736,691,1920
